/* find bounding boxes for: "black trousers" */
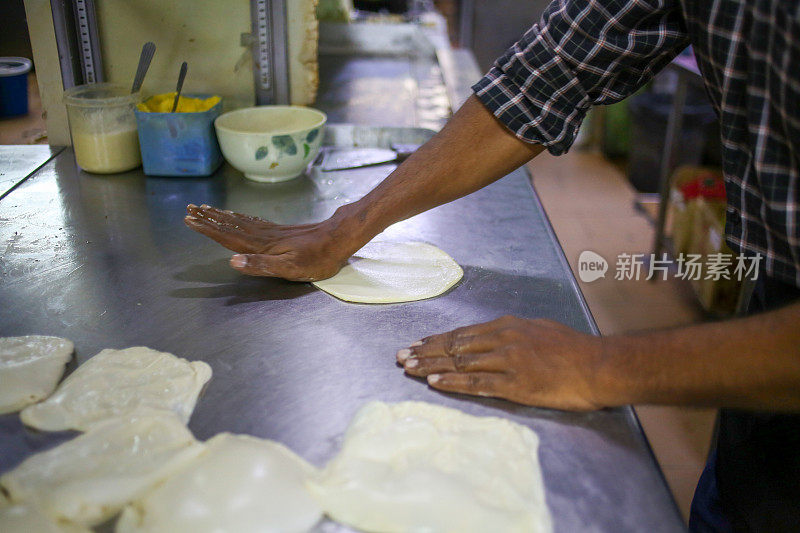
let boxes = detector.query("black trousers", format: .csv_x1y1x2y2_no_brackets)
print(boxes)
690,277,800,532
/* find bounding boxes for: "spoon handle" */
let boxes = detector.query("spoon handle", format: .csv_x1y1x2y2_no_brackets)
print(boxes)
171,62,188,113
131,42,155,94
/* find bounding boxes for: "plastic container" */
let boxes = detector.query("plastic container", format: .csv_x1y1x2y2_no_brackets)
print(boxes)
134,95,223,176
0,57,32,117
64,83,141,174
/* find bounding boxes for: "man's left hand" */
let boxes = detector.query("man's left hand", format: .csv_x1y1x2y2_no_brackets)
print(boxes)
396,315,607,411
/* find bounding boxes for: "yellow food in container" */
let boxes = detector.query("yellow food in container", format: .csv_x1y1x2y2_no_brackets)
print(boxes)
134,93,224,176
137,93,221,113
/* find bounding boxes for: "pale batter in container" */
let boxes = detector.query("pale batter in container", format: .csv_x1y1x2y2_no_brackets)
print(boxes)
64,83,142,174
72,127,141,174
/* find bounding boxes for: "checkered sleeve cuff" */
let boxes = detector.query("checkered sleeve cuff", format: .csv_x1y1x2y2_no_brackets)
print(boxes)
472,53,589,156
472,0,689,156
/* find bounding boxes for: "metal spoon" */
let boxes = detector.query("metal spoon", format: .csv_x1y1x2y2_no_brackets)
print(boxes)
171,62,188,113
130,42,155,94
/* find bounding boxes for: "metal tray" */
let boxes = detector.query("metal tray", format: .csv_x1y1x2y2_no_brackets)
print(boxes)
316,21,452,130
322,123,435,148
0,146,63,200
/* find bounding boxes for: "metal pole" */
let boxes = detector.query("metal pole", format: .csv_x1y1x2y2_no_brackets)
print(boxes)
735,275,758,316
50,0,104,87
49,0,80,88
72,0,104,83
250,0,290,105
458,0,474,49
652,67,688,260
270,0,289,104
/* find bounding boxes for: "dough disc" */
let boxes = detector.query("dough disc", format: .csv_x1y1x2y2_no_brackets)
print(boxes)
312,241,463,303
0,414,203,527
116,433,322,533
309,401,552,533
0,336,74,415
20,346,212,432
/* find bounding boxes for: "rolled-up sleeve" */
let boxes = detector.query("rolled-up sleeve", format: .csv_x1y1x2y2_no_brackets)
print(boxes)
473,0,690,155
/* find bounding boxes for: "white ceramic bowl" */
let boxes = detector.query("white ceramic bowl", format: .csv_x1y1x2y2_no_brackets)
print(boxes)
214,106,326,182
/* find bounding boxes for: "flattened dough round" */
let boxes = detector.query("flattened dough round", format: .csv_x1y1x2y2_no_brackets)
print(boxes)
20,346,212,432
116,433,322,533
309,401,552,533
0,414,203,527
0,336,74,414
312,241,463,303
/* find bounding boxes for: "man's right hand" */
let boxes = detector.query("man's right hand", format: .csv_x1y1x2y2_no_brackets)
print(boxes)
184,204,356,281
184,96,544,282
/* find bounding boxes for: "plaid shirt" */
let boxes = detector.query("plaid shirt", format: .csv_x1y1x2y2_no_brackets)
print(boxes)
473,0,800,287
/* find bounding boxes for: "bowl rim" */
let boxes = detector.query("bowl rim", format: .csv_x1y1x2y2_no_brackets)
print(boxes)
214,105,327,136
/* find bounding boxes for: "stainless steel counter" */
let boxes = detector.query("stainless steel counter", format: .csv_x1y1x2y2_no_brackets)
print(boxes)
0,145,63,199
0,147,683,531
0,26,683,531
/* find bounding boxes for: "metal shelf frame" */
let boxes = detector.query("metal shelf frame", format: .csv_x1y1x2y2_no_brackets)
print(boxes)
48,0,290,104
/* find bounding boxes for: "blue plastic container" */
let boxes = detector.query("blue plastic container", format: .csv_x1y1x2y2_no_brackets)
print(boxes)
134,95,223,176
0,57,32,117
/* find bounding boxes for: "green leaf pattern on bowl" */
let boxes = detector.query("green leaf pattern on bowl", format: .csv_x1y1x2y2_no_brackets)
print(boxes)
305,128,319,143
255,146,269,160
272,135,297,156
303,143,310,158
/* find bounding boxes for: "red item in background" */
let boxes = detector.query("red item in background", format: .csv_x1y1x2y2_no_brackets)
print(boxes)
679,171,726,201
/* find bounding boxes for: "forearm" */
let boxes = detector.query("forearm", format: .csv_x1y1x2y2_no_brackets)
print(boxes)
597,302,800,410
332,95,543,251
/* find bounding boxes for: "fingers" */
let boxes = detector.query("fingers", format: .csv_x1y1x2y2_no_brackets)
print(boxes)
187,204,226,221
187,204,276,228
184,216,253,253
195,207,240,226
184,215,231,241
426,372,510,398
188,204,266,228
185,204,298,255
408,317,512,356
420,320,501,346
397,328,508,364
414,333,502,359
403,351,508,376
396,315,528,365
186,203,227,216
